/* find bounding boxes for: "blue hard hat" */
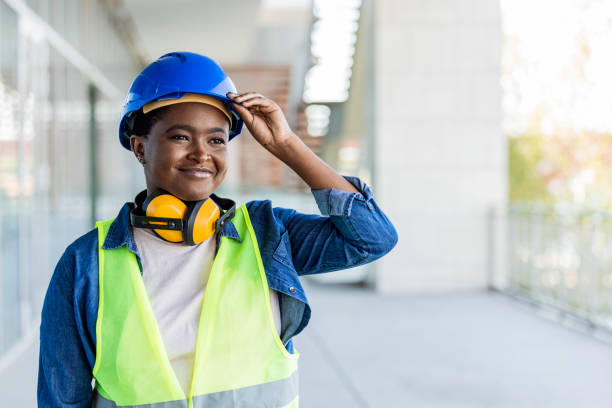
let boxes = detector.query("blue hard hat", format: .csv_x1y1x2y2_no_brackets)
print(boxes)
119,51,244,150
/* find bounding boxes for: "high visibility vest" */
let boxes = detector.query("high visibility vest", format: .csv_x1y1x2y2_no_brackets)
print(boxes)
91,204,299,408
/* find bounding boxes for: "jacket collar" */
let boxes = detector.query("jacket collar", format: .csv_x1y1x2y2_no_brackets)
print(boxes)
101,202,241,253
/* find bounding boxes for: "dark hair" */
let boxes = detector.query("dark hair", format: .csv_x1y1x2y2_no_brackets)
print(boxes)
125,106,169,137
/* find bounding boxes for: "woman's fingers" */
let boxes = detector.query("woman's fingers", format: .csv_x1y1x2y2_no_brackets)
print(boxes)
227,91,263,103
226,91,293,148
229,100,254,122
240,97,272,109
229,93,278,115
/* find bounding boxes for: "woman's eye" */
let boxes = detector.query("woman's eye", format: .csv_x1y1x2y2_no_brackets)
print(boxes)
170,134,188,141
211,137,226,145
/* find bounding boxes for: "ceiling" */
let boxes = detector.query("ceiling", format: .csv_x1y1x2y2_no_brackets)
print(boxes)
122,0,313,66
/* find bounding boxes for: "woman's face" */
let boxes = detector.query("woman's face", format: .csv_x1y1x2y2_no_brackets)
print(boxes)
130,102,230,201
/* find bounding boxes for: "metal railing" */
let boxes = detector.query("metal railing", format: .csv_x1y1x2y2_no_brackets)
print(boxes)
492,204,612,331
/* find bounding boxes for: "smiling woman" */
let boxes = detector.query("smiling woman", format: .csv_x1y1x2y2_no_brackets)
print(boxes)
38,51,398,408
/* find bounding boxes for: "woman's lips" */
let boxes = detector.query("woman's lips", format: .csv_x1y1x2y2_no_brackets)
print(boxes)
178,168,214,178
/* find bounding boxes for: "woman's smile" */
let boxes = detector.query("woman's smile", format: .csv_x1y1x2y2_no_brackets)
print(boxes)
178,167,214,178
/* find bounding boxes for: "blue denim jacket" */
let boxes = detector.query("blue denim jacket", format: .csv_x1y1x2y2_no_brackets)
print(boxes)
37,177,397,407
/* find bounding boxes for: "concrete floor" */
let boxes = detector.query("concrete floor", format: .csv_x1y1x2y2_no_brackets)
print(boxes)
297,281,612,407
3,282,612,407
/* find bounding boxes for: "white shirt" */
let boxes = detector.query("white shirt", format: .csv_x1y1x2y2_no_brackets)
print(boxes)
133,227,282,394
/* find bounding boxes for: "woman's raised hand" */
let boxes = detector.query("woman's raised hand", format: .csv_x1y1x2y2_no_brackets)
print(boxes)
227,92,295,152
227,91,358,193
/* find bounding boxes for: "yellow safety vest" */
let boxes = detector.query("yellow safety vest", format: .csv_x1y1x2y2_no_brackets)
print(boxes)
91,204,299,408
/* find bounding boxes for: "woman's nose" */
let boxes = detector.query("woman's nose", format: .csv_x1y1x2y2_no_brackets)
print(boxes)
188,139,211,162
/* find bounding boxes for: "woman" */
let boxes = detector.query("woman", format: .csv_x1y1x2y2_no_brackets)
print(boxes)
38,52,397,408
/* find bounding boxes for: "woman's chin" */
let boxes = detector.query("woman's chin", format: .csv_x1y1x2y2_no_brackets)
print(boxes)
169,189,214,202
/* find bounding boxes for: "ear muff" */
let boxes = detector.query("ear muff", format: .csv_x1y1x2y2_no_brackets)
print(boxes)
144,193,187,243
184,198,220,245
141,190,221,245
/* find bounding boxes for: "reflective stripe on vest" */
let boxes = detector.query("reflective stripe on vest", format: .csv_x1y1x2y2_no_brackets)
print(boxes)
92,204,299,408
92,371,299,408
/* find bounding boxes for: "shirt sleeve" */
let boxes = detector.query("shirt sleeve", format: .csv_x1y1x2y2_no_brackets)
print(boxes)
274,176,397,275
38,250,93,408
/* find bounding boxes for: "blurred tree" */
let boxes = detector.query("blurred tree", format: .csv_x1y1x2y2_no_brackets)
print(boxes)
503,0,612,209
510,133,612,210
508,136,551,203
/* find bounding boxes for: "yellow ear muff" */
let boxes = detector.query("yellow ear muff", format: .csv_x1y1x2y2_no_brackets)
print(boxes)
190,199,220,244
145,194,186,243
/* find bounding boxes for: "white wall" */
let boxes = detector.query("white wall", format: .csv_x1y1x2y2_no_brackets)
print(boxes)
374,0,505,292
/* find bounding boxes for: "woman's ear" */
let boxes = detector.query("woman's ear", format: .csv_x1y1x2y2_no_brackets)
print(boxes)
130,135,146,164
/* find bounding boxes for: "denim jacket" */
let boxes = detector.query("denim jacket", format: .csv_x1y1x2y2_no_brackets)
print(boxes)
37,176,398,407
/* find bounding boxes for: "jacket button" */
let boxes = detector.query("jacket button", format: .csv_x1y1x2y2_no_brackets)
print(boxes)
289,286,296,293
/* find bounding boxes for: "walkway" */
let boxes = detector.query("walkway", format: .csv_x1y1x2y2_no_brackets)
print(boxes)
296,281,612,407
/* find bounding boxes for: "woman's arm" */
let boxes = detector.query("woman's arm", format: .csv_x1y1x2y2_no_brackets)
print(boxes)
228,91,397,273
274,177,397,275
227,92,359,193
38,252,93,408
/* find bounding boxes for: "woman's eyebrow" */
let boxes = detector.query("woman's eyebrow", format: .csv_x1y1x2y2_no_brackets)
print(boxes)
164,124,228,135
206,127,229,135
165,124,196,133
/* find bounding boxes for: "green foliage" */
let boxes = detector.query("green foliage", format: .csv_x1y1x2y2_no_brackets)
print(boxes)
509,133,612,210
509,136,552,204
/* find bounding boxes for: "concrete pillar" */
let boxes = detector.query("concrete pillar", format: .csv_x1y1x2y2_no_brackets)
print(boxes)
374,0,505,292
